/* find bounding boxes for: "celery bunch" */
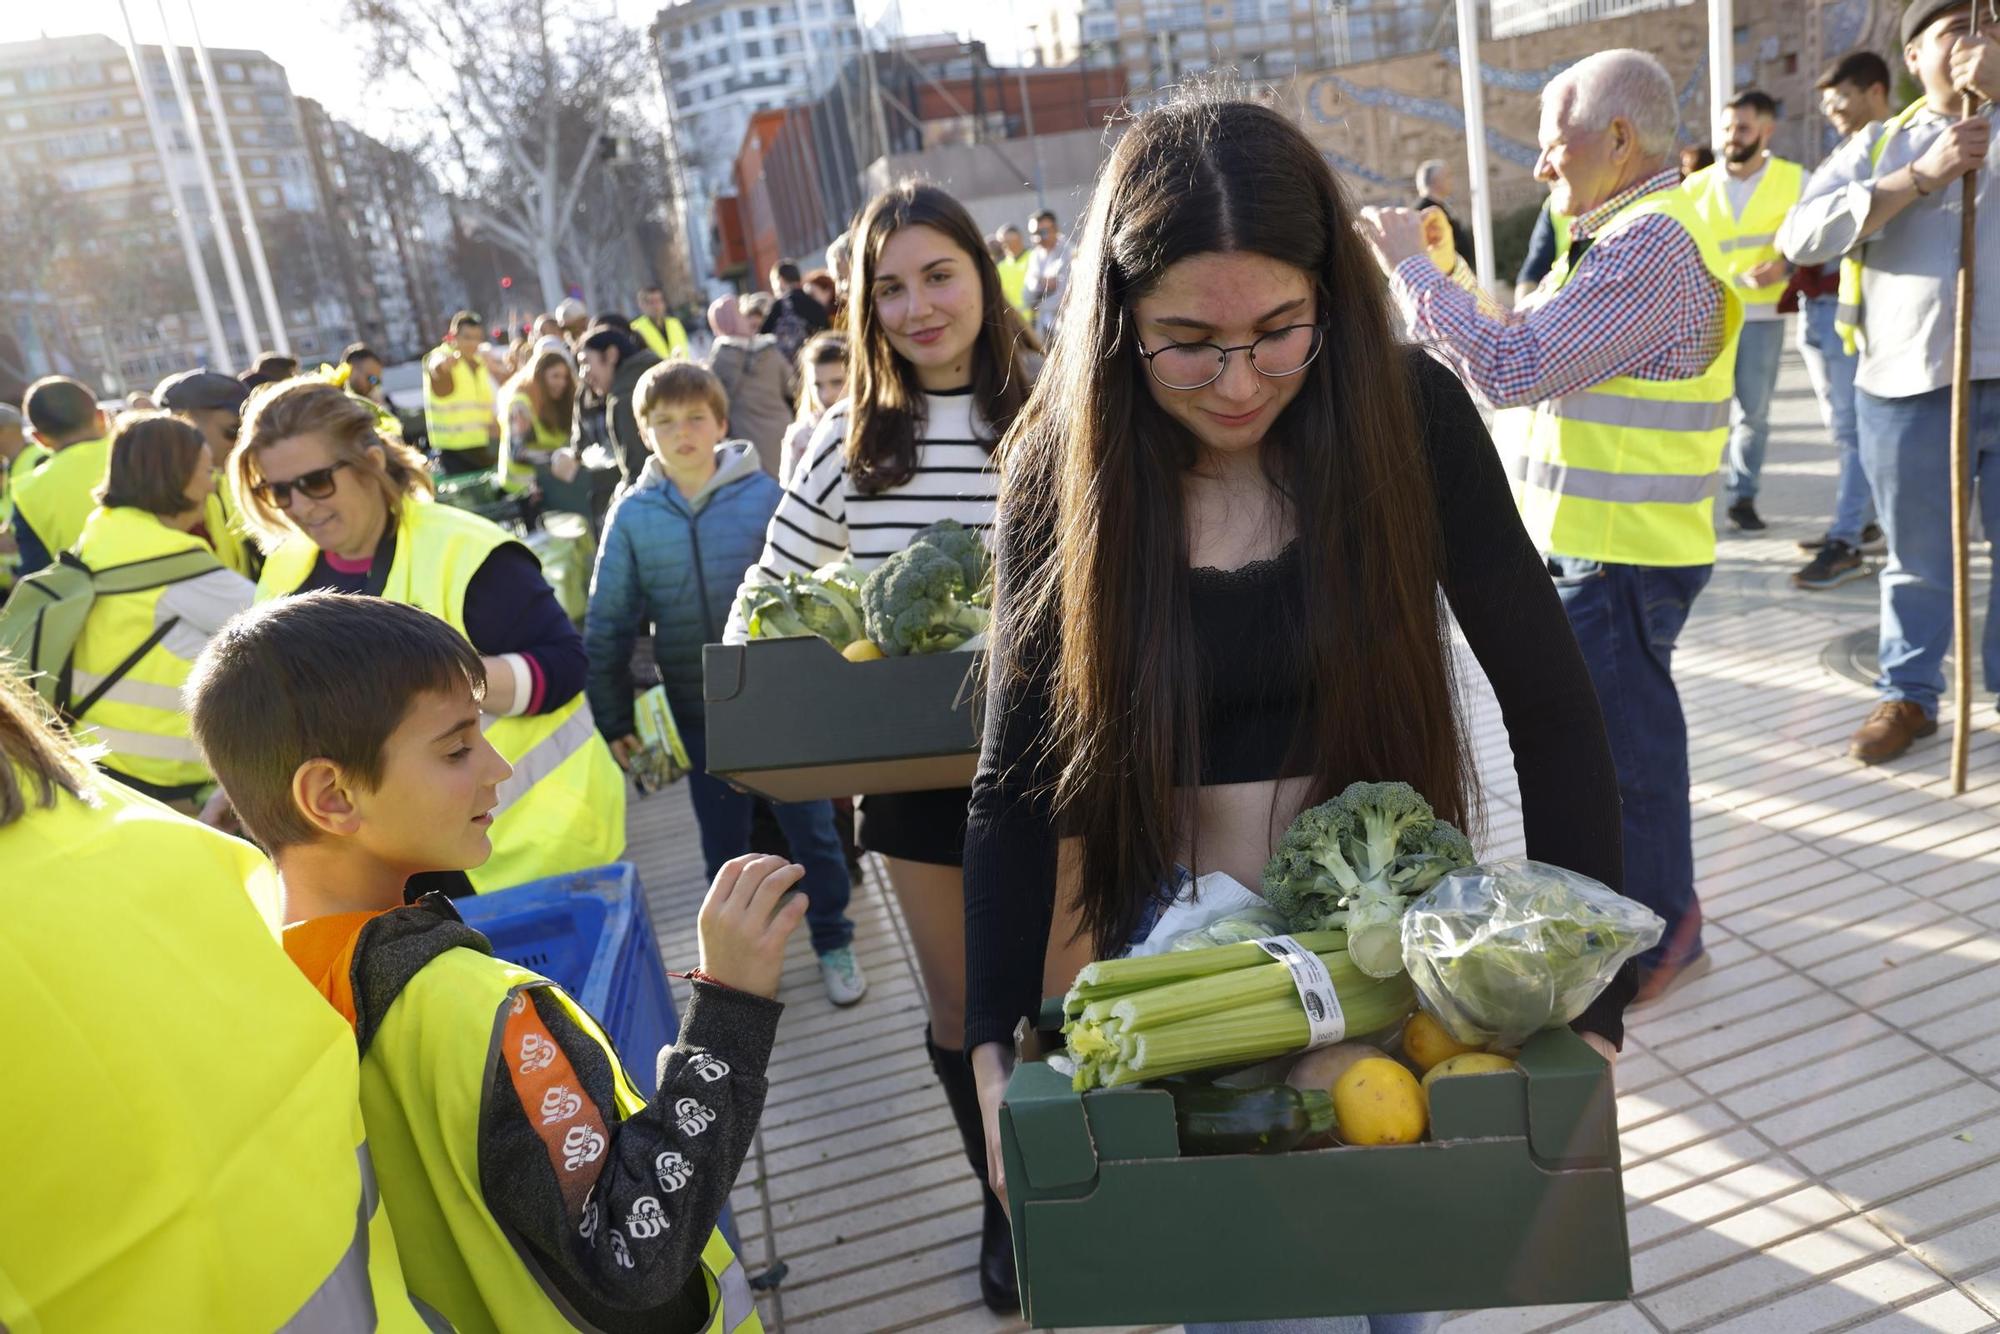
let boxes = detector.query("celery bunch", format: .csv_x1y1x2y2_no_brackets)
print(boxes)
1061,936,1416,1090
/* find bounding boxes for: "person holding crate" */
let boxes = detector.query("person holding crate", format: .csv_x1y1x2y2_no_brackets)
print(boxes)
962,91,1630,1332
724,178,1032,1314
230,379,626,895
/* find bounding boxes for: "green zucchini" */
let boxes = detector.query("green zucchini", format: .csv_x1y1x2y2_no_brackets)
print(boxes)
1167,1082,1336,1156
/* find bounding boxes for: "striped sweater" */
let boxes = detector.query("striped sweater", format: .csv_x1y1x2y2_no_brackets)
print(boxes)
724,388,999,640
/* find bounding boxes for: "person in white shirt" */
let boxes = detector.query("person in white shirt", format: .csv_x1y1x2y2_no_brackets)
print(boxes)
1023,208,1070,344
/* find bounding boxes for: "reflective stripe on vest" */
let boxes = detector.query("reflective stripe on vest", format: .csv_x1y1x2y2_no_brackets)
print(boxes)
1683,157,1803,307
703,1230,759,1333
81,720,203,762
277,1145,383,1332
258,499,625,892
424,352,497,452
1496,184,1744,567
71,666,186,712
1835,99,1931,355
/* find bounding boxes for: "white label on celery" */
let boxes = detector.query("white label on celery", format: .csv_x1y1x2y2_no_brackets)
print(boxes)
1254,935,1346,1050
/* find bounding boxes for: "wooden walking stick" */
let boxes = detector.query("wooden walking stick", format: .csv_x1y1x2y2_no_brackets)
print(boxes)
1948,86,1981,795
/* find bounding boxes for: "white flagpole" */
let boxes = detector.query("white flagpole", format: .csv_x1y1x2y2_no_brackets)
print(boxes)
1709,0,1735,146
1455,0,1496,296
152,0,259,362
184,0,291,355
115,0,230,369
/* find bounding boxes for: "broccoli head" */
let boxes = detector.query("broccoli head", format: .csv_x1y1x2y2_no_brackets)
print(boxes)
910,518,990,595
859,543,991,655
784,571,866,649
735,581,811,640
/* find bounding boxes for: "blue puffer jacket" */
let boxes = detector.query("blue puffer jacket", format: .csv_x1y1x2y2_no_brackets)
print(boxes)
585,441,776,738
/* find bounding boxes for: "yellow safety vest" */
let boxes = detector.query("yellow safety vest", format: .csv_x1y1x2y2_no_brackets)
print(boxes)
996,252,1032,319
257,497,626,891
634,315,691,361
11,434,110,557
1835,98,1931,355
0,770,431,1332
1682,156,1805,308
360,946,761,1334
424,349,499,453
1493,186,1745,567
497,393,569,495
0,441,50,589
70,505,247,793
203,477,261,579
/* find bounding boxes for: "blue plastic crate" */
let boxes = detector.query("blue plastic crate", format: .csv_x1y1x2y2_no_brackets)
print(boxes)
456,863,680,1098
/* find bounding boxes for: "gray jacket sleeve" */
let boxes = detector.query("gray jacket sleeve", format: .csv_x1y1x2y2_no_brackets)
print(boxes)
1778,124,1884,266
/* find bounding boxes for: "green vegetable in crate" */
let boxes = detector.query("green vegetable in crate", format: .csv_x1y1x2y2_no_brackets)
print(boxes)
782,569,867,650
859,541,990,656
1168,904,1292,951
1062,934,1416,1089
734,581,813,641
908,518,991,595
1168,1082,1336,1156
1260,781,1475,980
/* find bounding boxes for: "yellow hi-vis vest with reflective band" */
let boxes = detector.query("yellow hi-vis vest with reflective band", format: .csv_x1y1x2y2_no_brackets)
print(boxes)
256,497,626,891
204,474,261,578
1493,187,1744,567
1682,156,1805,308
12,434,110,558
1835,98,1932,355
634,314,692,361
361,947,762,1334
0,771,433,1332
425,349,500,453
70,505,241,792
497,393,569,495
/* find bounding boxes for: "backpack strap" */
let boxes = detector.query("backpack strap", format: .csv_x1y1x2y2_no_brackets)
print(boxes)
61,547,223,720
68,614,181,721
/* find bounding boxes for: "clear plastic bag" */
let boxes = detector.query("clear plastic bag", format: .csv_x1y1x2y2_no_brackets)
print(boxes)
1399,858,1665,1047
1168,903,1292,952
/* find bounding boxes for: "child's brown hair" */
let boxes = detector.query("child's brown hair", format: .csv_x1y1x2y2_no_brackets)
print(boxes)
634,361,729,427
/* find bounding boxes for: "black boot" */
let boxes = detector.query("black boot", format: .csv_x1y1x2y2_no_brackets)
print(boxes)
926,1027,1021,1313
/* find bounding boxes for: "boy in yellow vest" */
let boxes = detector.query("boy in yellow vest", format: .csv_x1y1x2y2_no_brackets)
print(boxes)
12,375,110,576
187,590,801,1332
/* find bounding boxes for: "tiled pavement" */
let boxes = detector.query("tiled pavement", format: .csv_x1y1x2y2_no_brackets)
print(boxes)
621,348,2000,1333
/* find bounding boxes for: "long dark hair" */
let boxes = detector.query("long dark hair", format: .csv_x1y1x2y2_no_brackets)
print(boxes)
996,92,1474,956
843,180,1029,494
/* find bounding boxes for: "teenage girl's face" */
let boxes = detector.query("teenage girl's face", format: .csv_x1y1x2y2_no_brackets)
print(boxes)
1131,251,1318,459
870,224,984,392
813,358,848,411
542,362,572,398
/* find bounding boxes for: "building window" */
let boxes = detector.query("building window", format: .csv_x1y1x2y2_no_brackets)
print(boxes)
741,4,759,21
222,61,245,81
250,156,270,174
257,185,280,207
768,4,783,19
745,39,762,56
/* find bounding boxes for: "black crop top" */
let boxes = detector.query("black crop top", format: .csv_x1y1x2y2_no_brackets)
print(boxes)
962,348,1635,1053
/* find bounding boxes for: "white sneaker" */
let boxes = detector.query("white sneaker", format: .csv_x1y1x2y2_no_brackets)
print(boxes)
817,947,868,1007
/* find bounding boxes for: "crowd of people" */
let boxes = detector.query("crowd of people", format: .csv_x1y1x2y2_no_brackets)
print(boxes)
2,5,1996,1329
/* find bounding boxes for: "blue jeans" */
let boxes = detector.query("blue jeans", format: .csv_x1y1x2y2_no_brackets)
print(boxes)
681,723,855,955
1725,318,1787,503
1798,294,1874,545
1550,557,1711,973
1854,379,2000,716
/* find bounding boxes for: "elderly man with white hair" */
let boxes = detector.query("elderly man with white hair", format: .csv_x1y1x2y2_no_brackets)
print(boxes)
1360,48,1742,1010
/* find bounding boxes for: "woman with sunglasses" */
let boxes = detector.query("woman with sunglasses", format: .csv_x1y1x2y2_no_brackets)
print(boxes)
964,92,1630,1333
231,378,625,893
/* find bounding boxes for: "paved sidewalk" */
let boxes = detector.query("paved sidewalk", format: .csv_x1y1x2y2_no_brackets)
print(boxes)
620,348,2000,1332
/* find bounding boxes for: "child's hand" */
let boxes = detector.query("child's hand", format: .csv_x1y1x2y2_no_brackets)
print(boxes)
697,855,808,1000
609,734,642,770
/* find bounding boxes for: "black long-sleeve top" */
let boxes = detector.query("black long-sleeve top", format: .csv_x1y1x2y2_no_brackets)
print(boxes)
963,349,1636,1054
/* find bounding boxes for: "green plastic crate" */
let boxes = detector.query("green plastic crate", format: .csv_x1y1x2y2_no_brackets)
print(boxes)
998,1027,1631,1326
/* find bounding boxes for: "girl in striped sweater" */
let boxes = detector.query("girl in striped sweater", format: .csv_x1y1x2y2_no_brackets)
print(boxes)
726,179,1031,1312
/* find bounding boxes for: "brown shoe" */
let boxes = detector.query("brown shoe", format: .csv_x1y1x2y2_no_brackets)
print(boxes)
1848,700,1938,763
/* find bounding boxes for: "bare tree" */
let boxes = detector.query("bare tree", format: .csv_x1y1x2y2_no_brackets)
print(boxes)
348,0,650,310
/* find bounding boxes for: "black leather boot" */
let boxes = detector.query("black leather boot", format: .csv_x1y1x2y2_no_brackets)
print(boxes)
926,1027,1021,1313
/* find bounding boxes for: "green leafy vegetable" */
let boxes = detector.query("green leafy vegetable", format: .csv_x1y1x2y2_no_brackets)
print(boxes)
859,541,990,655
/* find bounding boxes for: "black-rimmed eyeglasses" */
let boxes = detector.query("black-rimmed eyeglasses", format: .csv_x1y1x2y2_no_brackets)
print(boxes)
1137,323,1325,391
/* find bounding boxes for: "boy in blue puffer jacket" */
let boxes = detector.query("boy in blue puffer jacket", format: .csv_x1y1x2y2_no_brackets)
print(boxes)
586,362,866,1006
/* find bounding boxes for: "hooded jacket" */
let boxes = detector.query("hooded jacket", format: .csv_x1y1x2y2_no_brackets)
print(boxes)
584,442,777,737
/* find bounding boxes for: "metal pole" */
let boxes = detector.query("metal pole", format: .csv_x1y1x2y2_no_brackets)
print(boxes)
1454,0,1495,296
1708,0,1734,147
185,0,290,354
1015,14,1048,212
115,0,229,369
1948,89,1979,795
152,0,258,362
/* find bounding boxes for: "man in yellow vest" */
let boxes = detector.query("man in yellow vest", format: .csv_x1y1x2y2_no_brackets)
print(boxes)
994,224,1033,322
186,592,788,1333
424,311,502,476
1,662,434,1331
11,375,110,576
1683,90,1805,532
1361,48,1742,1013
1779,0,2000,763
634,284,693,361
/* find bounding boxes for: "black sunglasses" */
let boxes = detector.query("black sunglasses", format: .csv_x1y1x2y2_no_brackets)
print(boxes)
252,459,350,507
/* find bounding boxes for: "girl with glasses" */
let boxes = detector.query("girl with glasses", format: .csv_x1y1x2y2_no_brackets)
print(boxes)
962,91,1630,1333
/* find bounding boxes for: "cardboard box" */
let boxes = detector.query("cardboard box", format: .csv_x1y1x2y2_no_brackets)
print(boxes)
701,637,984,802
999,1027,1631,1326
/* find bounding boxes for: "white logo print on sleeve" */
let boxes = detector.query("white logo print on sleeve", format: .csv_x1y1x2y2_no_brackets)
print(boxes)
510,992,529,1016
517,1031,558,1073
562,1124,607,1171
689,1053,731,1083
627,1196,671,1240
673,1097,717,1136
539,1084,584,1125
610,1230,634,1270
578,1186,601,1246
654,1150,693,1193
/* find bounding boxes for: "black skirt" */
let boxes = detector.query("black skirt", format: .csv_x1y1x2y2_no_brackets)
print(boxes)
857,786,971,868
